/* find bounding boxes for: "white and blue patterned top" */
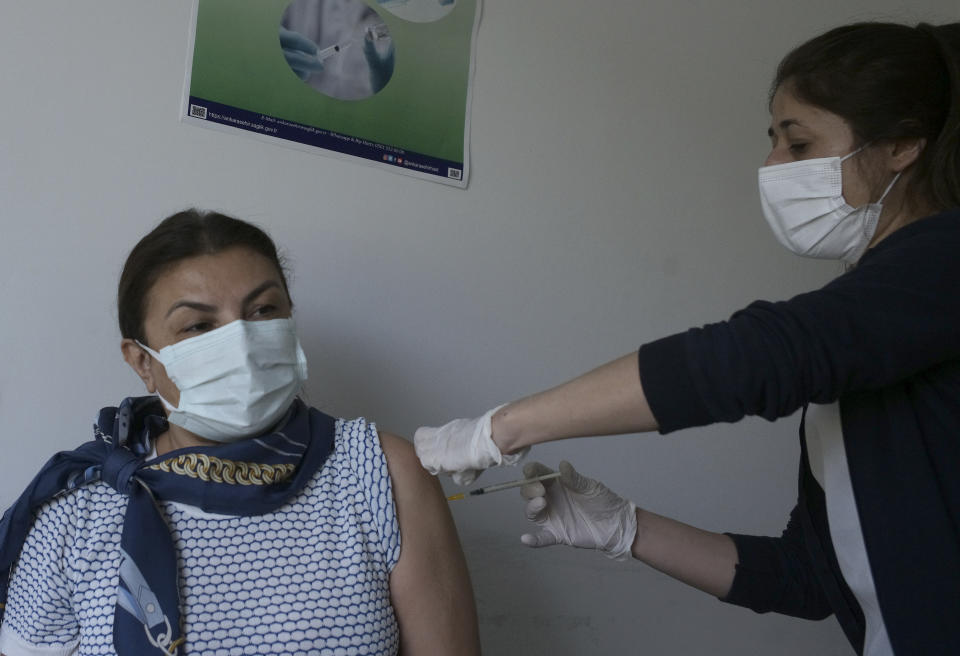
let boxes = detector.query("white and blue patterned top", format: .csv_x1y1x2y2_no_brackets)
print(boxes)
0,418,401,656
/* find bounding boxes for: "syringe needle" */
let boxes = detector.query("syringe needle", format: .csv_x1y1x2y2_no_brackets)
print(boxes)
446,472,561,501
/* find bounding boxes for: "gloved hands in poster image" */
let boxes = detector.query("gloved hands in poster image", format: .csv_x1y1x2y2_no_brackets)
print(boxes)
414,405,529,486
279,27,327,80
521,461,638,561
280,26,395,93
363,32,395,94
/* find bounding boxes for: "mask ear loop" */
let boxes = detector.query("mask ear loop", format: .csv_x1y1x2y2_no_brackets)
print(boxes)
843,169,903,273
135,341,179,412
877,171,902,204
840,142,902,204
839,142,870,163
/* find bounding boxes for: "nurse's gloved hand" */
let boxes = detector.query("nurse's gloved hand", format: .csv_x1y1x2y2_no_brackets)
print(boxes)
363,35,395,93
414,405,528,486
279,27,326,80
521,461,638,561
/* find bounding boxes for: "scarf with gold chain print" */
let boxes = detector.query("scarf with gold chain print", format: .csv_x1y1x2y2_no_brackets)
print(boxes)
0,396,335,655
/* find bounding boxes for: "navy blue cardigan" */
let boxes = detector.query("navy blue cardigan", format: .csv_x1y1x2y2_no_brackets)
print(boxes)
638,209,960,655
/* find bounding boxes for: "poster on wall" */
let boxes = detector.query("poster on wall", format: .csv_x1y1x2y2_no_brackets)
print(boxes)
181,0,481,187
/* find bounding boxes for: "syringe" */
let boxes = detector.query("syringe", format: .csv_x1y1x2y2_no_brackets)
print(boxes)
316,42,351,64
447,472,561,501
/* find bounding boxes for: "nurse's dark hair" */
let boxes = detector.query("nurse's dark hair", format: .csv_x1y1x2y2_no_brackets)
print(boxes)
117,209,291,345
772,21,960,211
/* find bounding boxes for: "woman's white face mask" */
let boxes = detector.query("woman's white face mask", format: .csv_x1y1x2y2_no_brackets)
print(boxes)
758,146,901,264
138,317,308,442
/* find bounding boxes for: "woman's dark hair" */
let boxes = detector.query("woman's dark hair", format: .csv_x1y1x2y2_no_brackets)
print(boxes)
118,209,290,344
772,22,960,211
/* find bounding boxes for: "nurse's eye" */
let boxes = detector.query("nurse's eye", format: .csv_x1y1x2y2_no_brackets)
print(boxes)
789,143,809,155
184,321,214,334
250,304,277,319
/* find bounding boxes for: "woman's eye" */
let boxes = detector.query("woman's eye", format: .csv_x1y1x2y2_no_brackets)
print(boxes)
789,143,808,155
184,322,213,334
251,305,277,318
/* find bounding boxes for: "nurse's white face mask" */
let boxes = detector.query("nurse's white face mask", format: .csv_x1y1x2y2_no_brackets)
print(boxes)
758,145,901,264
137,317,308,442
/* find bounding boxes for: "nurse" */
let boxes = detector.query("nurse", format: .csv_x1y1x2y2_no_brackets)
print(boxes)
415,21,960,655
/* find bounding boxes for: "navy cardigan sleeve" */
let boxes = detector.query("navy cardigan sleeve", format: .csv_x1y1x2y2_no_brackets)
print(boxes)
638,211,960,435
637,210,960,627
722,505,833,620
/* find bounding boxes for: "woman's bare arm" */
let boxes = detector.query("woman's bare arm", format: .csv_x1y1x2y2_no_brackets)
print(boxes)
380,431,481,656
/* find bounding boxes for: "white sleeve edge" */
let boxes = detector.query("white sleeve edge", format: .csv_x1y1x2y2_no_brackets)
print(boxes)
0,626,78,656
368,422,402,573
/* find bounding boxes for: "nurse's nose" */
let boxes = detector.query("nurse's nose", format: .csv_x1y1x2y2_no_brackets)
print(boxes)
763,146,790,167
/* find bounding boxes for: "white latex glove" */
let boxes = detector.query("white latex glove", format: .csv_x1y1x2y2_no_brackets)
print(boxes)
520,461,638,561
414,405,528,486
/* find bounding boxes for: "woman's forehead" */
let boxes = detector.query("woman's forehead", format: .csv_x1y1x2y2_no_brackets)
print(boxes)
147,248,285,307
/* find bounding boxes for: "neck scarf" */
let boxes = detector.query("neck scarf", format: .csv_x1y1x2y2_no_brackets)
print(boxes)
0,396,335,655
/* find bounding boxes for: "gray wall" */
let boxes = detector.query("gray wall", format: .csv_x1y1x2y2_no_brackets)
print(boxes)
1,1,954,654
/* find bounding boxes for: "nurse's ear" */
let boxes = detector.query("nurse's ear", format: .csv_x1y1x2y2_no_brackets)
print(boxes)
884,135,926,173
121,339,158,394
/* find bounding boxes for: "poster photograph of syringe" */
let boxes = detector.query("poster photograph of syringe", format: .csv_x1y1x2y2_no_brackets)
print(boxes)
182,0,477,187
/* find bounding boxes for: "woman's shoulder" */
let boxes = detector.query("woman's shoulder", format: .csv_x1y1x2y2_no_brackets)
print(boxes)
328,416,426,488
375,430,446,536
381,427,443,498
376,431,431,488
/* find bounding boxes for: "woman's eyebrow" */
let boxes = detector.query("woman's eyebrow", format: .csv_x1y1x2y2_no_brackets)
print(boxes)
164,281,282,318
165,300,216,318
242,280,282,306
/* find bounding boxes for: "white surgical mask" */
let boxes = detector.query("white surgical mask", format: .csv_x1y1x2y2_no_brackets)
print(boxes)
758,146,901,264
138,318,308,442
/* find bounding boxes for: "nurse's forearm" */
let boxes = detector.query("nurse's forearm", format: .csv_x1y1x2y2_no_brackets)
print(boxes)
491,351,658,453
632,508,738,599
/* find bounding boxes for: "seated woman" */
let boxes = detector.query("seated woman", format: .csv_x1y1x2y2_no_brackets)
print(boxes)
0,209,480,656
